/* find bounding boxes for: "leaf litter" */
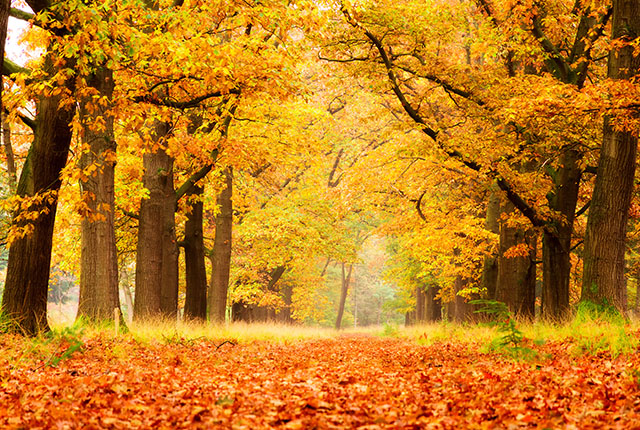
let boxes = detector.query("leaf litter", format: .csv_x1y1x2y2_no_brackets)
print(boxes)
1,334,639,429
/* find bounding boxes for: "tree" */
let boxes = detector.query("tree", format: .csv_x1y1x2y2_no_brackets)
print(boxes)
133,119,178,319
2,51,75,334
329,0,611,320
335,262,353,329
209,166,233,322
183,185,207,321
77,64,121,322
581,0,639,312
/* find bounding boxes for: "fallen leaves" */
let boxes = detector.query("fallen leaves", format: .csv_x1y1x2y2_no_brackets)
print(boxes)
0,334,639,429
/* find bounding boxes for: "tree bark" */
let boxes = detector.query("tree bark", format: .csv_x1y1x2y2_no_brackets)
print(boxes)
160,185,179,318
183,185,207,321
541,149,583,320
208,166,233,322
425,285,441,321
415,286,426,323
482,184,500,299
335,262,353,329
451,276,473,322
1,60,75,335
0,0,9,115
278,283,294,323
581,0,639,312
231,266,288,322
2,115,15,191
134,121,178,320
495,200,536,318
76,67,121,323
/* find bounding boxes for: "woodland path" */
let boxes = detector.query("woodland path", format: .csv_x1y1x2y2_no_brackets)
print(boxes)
1,334,639,429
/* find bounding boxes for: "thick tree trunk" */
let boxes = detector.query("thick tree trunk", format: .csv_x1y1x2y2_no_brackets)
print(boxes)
482,184,500,299
335,263,353,329
1,75,75,335
425,285,441,321
183,185,208,321
541,149,582,320
451,276,473,322
582,0,639,312
278,283,294,323
76,67,121,323
160,190,179,318
208,167,233,322
134,122,177,320
495,200,536,318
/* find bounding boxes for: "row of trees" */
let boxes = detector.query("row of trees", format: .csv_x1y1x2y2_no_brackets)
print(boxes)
311,0,639,323
0,0,638,334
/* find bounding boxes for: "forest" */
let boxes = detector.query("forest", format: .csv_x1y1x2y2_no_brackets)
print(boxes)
0,0,639,427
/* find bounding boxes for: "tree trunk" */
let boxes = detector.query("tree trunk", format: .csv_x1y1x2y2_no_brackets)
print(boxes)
2,115,15,191
183,185,207,321
233,266,288,322
1,63,75,335
208,166,233,323
482,183,500,299
278,283,294,323
582,0,639,312
335,262,353,329
134,122,177,320
541,149,583,320
452,276,473,322
76,67,121,323
425,285,442,321
122,283,134,324
415,286,426,323
160,188,179,318
0,0,9,115
495,200,536,318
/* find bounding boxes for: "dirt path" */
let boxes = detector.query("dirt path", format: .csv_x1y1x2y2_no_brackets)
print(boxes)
1,335,639,429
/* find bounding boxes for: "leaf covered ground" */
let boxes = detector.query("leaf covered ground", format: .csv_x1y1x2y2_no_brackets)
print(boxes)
1,333,639,429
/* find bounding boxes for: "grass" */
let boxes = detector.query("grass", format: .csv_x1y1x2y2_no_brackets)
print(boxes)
4,308,639,364
64,318,383,345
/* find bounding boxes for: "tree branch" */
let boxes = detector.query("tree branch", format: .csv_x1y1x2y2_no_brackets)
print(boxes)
496,178,547,228
175,164,213,202
3,58,31,76
416,190,427,222
120,207,139,220
342,3,554,237
574,6,613,87
328,148,344,188
132,88,240,109
10,7,35,22
575,200,590,218
531,16,570,81
341,5,438,140
395,64,486,106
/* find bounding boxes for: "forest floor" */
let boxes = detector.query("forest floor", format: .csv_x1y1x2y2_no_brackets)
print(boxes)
1,325,640,429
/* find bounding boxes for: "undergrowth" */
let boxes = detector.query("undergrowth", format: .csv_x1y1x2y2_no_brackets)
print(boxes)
469,299,541,361
0,305,637,366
